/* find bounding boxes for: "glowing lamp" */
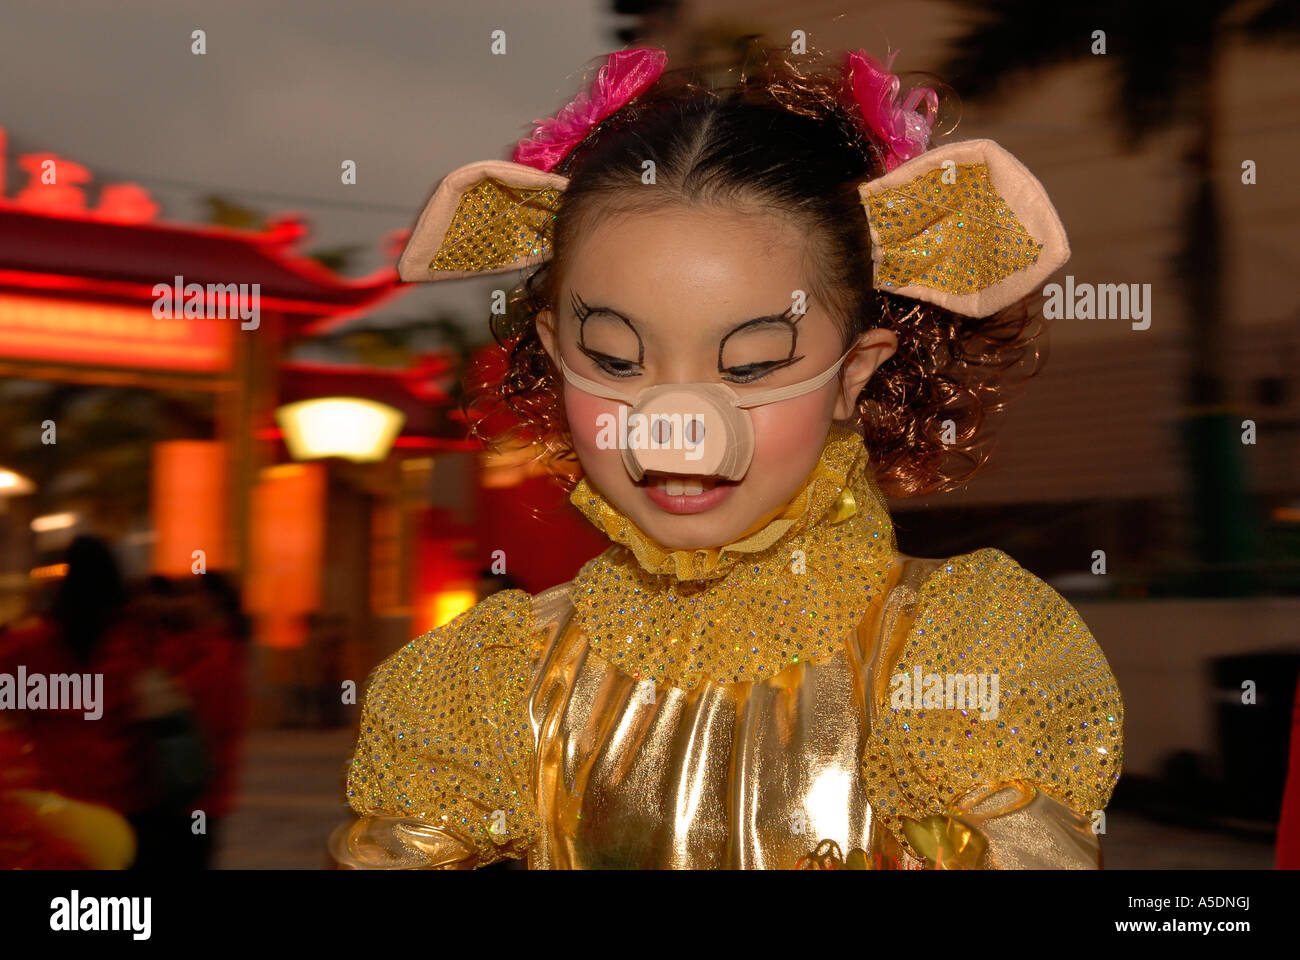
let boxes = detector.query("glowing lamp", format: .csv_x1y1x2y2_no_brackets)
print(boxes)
31,512,78,533
0,469,35,496
275,397,405,463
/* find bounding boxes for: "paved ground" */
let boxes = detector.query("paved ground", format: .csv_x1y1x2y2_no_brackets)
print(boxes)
214,730,357,870
213,730,1278,870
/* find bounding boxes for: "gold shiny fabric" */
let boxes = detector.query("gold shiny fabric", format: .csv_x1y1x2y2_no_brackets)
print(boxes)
343,427,1124,869
428,177,561,273
344,591,544,863
329,814,476,870
862,161,1042,296
903,781,1101,869
526,558,921,869
859,546,1123,854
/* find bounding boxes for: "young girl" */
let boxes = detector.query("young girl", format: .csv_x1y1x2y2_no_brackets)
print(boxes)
334,43,1124,870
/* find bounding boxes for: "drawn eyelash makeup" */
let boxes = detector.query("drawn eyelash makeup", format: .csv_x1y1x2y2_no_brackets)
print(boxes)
584,351,643,378
720,356,805,383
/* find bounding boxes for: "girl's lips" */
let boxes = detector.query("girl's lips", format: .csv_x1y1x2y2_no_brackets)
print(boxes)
642,475,737,514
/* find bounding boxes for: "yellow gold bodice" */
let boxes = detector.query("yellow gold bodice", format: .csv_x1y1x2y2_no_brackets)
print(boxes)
522,555,924,869
337,426,1124,869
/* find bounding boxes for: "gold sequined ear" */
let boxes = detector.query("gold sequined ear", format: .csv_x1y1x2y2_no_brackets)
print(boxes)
858,139,1069,316
397,160,569,282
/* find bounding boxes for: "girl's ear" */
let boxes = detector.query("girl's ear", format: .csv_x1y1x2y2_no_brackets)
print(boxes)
834,328,898,420
536,309,560,365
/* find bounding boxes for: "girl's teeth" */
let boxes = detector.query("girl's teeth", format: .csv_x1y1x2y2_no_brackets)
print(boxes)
651,476,718,496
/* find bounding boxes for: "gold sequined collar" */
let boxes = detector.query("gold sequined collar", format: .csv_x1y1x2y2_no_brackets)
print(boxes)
567,424,899,688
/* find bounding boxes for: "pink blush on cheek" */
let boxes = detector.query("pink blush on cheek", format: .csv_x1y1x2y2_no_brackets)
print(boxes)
565,388,621,464
745,393,835,489
749,392,832,450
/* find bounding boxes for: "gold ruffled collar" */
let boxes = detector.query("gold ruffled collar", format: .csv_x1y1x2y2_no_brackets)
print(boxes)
567,424,899,689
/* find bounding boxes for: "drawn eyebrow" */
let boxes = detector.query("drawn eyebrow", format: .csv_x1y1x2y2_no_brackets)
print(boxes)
571,290,644,363
572,293,801,337
720,307,799,339
570,291,646,328
718,305,801,368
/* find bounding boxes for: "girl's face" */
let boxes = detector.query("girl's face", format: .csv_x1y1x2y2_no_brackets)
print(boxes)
537,204,897,550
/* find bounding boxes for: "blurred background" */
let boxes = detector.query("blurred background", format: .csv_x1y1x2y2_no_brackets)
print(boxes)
0,0,1297,869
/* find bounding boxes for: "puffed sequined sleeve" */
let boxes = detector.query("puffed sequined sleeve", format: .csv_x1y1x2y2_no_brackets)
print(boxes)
344,588,547,868
860,548,1124,868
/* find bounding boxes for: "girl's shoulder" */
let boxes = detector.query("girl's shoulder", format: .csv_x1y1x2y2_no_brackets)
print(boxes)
888,547,1095,638
364,582,584,694
882,546,1116,691
349,587,545,861
868,545,1124,820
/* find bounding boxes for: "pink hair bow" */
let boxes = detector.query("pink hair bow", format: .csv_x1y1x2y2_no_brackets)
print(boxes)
846,50,939,172
513,47,668,173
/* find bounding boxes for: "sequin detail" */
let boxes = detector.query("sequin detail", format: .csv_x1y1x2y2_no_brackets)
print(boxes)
863,161,1042,295
567,426,898,689
345,589,546,865
429,177,561,273
860,548,1125,854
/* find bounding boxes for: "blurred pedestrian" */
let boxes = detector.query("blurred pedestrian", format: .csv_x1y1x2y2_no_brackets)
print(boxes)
0,535,147,864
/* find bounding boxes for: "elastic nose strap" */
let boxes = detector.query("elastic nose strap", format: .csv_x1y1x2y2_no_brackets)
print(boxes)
732,346,855,409
558,346,854,408
557,354,637,405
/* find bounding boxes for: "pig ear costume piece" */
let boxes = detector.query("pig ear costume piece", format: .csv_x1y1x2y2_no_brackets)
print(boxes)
397,47,666,283
396,160,569,282
858,139,1070,317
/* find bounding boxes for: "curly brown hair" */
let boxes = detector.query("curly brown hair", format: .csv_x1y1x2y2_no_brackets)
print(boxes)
463,42,1048,498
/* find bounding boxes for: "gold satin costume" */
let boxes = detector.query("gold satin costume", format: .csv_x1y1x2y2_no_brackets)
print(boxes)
335,426,1124,869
